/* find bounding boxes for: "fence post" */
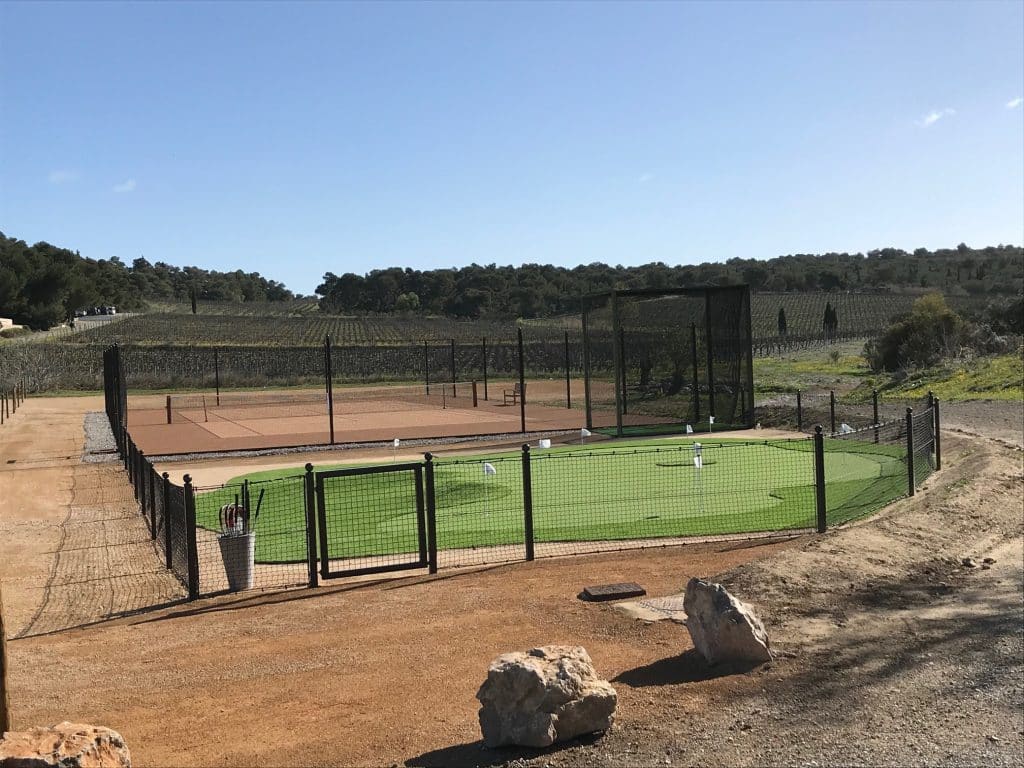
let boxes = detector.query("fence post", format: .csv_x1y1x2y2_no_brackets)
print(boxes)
906,408,916,497
813,426,827,533
481,336,488,401
214,348,221,406
704,300,716,421
424,341,430,395
927,390,934,411
324,336,335,445
1,390,5,425
162,473,172,569
135,449,144,502
582,309,593,430
618,327,628,416
517,328,527,433
522,444,535,562
472,380,478,408
872,389,879,444
183,475,200,600
165,395,172,425
303,464,319,589
829,390,836,435
424,453,438,574
796,389,802,432
564,330,571,410
691,322,701,425
148,465,157,537
450,339,457,396
0,580,10,733
933,398,942,471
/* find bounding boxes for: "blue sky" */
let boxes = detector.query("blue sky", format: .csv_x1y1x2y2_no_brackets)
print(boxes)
1,1,1022,295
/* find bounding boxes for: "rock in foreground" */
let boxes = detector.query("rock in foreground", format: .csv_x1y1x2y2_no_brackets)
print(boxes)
476,645,616,748
0,722,130,768
684,578,772,665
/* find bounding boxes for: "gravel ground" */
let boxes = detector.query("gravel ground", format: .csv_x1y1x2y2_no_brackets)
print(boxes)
81,410,119,462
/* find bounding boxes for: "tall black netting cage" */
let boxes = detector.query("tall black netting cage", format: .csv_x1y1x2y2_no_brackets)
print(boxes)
581,286,754,436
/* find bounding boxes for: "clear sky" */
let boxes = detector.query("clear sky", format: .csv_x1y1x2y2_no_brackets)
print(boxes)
1,1,1022,295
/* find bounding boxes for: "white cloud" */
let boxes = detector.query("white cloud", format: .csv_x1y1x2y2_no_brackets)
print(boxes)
638,172,655,183
113,178,137,193
1007,97,1023,109
918,108,955,127
48,169,79,184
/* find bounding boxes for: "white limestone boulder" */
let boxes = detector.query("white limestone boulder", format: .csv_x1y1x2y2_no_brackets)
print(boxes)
683,578,772,665
476,645,616,748
0,722,131,768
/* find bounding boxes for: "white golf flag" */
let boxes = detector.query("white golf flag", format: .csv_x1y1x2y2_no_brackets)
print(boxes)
686,424,693,434
393,438,400,448
483,462,497,476
840,423,854,434
538,438,551,449
709,416,715,425
580,428,592,438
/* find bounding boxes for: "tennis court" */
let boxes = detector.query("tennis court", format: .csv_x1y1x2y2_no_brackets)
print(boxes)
127,378,673,455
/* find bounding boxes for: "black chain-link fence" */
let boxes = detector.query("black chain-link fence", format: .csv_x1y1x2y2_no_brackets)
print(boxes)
103,349,942,604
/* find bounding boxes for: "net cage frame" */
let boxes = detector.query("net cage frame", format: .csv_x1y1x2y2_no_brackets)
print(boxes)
579,285,755,436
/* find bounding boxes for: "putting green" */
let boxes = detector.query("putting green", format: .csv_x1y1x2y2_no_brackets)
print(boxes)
194,436,906,564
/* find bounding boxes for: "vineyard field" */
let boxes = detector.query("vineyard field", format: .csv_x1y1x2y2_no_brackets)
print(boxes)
68,292,949,347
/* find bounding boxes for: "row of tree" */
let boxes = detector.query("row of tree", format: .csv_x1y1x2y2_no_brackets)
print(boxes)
0,233,293,329
2,230,1021,329
316,244,1023,318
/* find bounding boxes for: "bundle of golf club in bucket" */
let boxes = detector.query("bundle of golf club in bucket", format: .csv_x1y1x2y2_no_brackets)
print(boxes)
217,483,265,591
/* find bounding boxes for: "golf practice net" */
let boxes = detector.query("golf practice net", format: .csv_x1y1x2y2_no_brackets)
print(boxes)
581,286,755,436
166,381,478,424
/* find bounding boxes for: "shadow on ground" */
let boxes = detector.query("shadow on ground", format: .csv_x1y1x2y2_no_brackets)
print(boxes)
406,733,605,768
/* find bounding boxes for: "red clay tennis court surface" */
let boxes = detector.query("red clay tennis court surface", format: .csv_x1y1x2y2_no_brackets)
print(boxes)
127,378,671,455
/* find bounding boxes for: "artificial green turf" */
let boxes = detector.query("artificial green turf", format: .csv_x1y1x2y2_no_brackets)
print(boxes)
194,436,908,564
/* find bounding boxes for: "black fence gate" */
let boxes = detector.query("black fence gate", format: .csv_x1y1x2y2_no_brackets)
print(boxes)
314,463,431,579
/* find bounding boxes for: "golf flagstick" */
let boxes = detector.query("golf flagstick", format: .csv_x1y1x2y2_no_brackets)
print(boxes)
393,437,400,463
482,462,497,514
693,442,704,517
580,427,591,446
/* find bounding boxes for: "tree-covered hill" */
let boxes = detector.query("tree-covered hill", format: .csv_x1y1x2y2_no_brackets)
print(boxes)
316,244,1023,318
2,230,1020,329
0,233,293,329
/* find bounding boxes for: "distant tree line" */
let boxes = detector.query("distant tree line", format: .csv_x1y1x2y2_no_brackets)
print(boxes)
316,244,1023,318
0,233,293,329
2,230,1021,330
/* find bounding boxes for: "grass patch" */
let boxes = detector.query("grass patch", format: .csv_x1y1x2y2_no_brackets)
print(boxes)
194,435,907,564
851,351,1024,402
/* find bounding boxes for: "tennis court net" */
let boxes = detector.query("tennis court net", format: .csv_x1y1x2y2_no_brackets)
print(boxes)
166,382,479,424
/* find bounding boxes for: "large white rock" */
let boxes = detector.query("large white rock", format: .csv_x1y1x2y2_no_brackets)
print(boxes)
683,578,772,665
0,722,131,768
476,645,616,748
